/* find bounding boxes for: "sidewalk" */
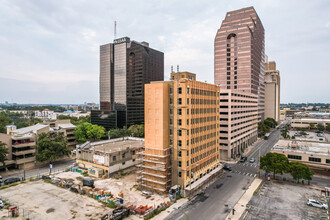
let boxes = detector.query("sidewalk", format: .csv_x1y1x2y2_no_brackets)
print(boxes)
225,178,263,220
154,198,189,220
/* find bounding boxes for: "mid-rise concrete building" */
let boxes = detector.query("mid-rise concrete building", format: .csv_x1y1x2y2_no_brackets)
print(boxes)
141,72,221,195
91,37,164,130
219,90,258,160
214,6,265,122
264,60,280,122
35,109,57,120
0,120,76,169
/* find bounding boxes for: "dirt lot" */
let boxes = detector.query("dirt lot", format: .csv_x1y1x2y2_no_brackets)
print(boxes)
244,181,329,220
55,168,170,208
0,181,110,220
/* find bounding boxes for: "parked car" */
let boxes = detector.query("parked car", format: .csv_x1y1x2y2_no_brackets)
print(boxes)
240,157,247,163
294,133,302,136
0,175,3,184
0,200,4,209
223,164,232,171
42,175,51,180
4,177,21,185
249,158,256,163
307,199,328,209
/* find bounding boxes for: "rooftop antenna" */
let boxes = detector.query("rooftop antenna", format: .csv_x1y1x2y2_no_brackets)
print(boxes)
114,21,117,39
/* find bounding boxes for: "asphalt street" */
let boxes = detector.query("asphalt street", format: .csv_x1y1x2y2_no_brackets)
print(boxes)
166,124,330,220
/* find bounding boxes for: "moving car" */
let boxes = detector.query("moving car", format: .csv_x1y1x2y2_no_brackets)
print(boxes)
0,200,4,209
223,164,232,171
307,199,328,209
4,177,21,185
249,158,256,163
240,157,247,163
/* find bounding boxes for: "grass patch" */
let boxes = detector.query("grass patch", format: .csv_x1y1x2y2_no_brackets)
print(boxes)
120,172,127,176
43,179,52,184
65,168,70,172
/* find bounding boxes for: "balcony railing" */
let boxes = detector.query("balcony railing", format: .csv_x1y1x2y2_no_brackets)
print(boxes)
12,141,35,148
15,156,35,164
12,149,36,156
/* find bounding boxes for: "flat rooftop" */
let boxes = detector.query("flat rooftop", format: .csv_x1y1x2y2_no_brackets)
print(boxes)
292,118,330,123
272,140,330,157
80,137,144,154
11,124,49,135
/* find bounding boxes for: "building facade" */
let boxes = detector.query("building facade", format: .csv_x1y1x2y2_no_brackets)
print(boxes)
219,90,258,160
141,72,220,194
76,137,144,175
214,6,265,122
92,37,164,130
0,120,76,169
264,60,280,122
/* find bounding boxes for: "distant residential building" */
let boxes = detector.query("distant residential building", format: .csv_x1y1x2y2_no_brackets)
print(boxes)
56,110,90,119
76,137,144,175
91,36,164,130
264,60,280,122
271,140,330,170
141,72,221,195
0,120,76,169
219,90,258,161
214,6,265,122
34,109,57,120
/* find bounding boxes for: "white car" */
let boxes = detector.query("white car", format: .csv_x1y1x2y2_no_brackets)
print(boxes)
307,199,328,209
0,200,4,209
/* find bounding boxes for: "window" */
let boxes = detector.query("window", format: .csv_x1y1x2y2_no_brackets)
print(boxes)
178,161,182,167
288,155,302,160
187,171,189,177
187,140,189,146
187,109,189,115
179,171,182,177
309,157,321,162
132,150,135,155
132,159,135,162
178,109,182,115
122,153,125,158
178,119,182,126
178,130,182,136
187,161,189,166
187,88,189,94
187,150,189,156
187,119,189,125
187,98,189,104
113,156,116,161
326,159,330,164
178,98,182,105
178,140,182,146
122,162,125,165
178,87,182,94
170,98,173,104
179,151,182,157
187,130,189,135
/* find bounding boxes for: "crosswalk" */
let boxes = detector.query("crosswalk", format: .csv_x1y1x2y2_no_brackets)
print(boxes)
238,163,258,168
228,170,257,177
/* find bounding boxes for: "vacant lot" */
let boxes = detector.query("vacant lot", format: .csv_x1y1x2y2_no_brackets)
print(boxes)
243,181,328,220
0,181,110,220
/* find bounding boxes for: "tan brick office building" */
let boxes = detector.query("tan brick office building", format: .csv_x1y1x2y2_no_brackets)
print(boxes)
142,72,220,193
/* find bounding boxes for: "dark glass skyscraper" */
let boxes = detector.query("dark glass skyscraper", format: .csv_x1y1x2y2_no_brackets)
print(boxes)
214,7,265,121
92,37,164,129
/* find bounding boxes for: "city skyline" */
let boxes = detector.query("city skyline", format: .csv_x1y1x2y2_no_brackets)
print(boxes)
0,0,329,104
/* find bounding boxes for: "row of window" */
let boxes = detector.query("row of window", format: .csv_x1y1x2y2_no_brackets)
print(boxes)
190,132,217,145
189,88,217,97
191,124,217,135
191,99,217,105
288,155,330,164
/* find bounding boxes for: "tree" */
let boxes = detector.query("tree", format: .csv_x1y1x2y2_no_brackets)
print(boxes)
74,122,106,143
36,132,70,163
289,161,314,184
128,124,144,138
326,123,330,132
281,126,289,139
0,142,9,166
258,122,270,136
0,112,11,133
309,123,316,130
109,127,131,139
264,118,277,128
317,123,325,132
260,153,290,179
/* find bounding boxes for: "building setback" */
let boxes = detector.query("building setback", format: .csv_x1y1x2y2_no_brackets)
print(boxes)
264,60,280,122
214,6,265,122
92,37,164,130
219,90,258,160
141,72,221,194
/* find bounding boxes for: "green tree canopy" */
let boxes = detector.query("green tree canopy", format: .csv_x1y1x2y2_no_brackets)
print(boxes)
0,112,11,133
258,122,270,136
289,161,314,183
74,122,106,143
36,132,70,163
128,124,144,138
326,123,330,132
0,142,9,166
281,126,290,139
264,118,277,128
317,123,325,132
260,152,290,179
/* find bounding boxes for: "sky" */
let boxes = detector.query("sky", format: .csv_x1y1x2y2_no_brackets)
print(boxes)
0,0,329,104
